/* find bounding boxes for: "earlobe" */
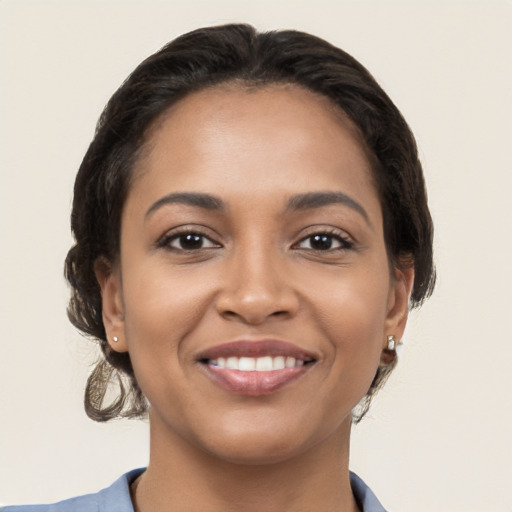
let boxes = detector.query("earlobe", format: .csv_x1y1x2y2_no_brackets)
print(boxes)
94,257,128,353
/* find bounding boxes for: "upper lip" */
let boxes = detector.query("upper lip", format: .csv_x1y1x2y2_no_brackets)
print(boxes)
196,339,317,362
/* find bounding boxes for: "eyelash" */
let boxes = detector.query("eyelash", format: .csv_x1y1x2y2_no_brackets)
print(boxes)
157,228,221,252
293,229,354,252
156,228,354,253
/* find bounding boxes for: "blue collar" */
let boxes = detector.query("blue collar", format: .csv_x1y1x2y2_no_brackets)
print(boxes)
2,468,387,512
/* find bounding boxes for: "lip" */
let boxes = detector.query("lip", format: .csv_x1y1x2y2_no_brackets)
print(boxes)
197,339,317,361
196,339,317,396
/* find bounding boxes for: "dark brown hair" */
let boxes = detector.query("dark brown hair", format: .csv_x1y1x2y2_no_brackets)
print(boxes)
65,23,435,422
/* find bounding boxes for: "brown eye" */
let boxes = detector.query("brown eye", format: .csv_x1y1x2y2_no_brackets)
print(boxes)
166,232,220,251
297,233,352,251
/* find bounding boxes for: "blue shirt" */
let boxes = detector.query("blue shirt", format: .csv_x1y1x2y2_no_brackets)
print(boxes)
2,469,387,511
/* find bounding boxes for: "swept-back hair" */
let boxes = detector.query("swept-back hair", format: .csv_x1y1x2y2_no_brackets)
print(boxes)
65,24,435,422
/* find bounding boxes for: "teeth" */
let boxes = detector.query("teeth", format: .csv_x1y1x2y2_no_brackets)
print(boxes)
239,357,256,371
209,356,308,371
255,356,273,371
226,356,238,369
273,356,285,370
285,356,296,368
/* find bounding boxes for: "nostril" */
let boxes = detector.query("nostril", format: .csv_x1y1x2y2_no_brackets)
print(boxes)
220,308,290,325
216,287,300,325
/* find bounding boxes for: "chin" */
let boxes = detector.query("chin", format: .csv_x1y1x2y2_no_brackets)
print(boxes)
195,411,349,467
202,434,312,466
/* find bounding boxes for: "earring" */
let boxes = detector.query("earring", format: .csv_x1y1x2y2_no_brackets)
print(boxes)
386,335,401,351
112,336,119,343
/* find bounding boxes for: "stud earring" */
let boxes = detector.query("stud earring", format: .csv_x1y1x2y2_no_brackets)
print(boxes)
112,336,119,343
386,335,401,351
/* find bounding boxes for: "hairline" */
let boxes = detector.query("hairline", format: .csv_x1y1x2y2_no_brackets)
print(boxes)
129,79,382,199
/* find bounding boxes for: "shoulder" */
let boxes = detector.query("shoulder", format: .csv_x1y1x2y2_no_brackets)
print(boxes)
1,469,144,512
350,472,388,512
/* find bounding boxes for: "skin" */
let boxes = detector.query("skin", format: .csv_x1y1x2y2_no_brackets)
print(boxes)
97,84,414,512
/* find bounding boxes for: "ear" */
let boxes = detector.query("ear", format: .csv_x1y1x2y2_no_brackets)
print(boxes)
384,265,415,344
94,257,128,353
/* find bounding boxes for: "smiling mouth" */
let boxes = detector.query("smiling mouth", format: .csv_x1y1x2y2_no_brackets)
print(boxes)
197,340,317,395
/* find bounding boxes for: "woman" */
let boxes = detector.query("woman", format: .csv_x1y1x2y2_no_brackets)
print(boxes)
4,23,434,512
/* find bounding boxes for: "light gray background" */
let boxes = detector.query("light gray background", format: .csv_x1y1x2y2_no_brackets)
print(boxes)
1,1,511,510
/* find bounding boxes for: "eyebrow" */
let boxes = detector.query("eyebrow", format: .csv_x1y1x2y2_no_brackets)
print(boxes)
145,192,225,218
286,191,370,225
145,190,370,225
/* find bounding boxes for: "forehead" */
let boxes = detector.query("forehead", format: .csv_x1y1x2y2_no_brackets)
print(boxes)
144,83,370,158
130,84,377,208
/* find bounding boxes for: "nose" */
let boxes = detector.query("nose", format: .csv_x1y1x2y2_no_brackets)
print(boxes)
215,243,300,325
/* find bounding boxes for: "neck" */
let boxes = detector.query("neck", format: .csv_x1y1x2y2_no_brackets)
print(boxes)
132,412,359,512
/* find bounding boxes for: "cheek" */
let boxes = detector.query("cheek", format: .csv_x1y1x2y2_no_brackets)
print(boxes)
119,258,216,394
307,258,391,337
119,268,213,429
307,265,390,387
122,262,213,347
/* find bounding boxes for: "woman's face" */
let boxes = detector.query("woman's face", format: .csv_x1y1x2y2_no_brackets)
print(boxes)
99,85,412,464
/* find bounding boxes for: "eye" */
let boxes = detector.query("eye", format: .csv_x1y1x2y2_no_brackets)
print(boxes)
160,231,221,251
296,232,352,251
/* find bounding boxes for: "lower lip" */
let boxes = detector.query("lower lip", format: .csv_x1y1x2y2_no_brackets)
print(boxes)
202,364,313,396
